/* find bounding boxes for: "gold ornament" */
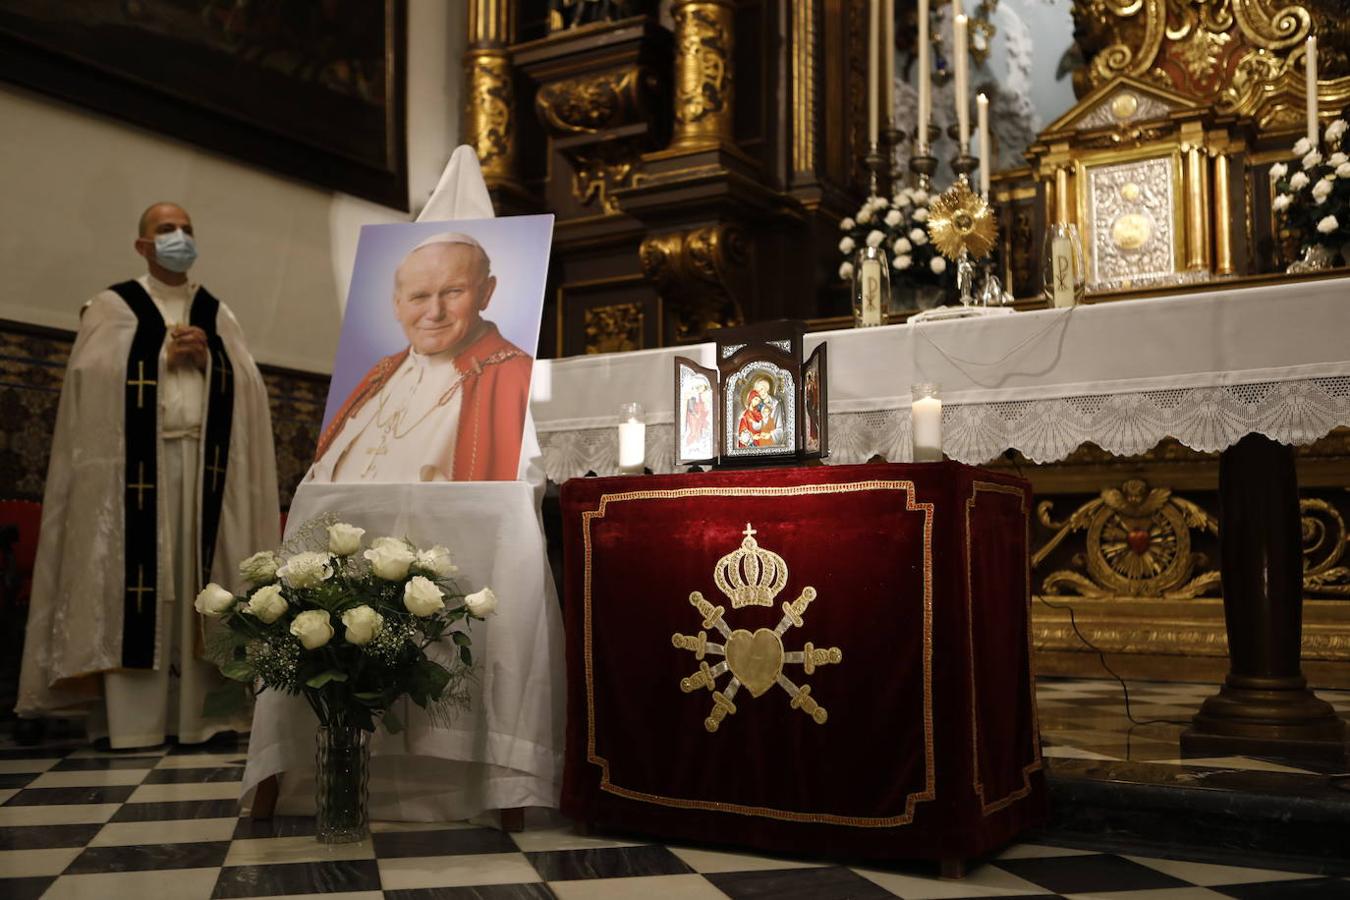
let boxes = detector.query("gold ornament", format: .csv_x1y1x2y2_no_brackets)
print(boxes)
927,178,998,261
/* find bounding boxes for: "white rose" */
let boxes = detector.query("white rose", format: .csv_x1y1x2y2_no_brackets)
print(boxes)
909,228,928,246
276,551,334,589
893,190,912,207
1293,137,1313,157
464,587,499,617
364,540,416,581
244,584,289,624
326,523,365,556
1268,162,1288,180
892,237,912,255
884,209,902,227
912,207,929,223
838,261,854,280
893,254,913,270
865,230,884,248
838,236,855,254
1303,151,1323,170
857,208,873,224
1327,119,1348,143
403,575,446,617
1329,152,1348,167
930,256,948,274
871,195,890,212
341,605,384,645
912,189,929,205
290,610,334,650
415,545,458,578
1338,163,1350,179
194,583,235,618
1313,178,1334,204
239,551,280,584
838,216,855,231
1289,171,1310,191
1317,214,1340,234
1273,193,1292,212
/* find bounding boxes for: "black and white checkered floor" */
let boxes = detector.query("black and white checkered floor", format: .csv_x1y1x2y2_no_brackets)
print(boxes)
3,678,1348,899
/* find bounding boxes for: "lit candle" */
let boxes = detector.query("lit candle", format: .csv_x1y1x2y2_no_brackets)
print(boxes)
954,14,970,152
911,384,942,462
976,93,990,196
617,402,645,474
868,0,880,147
917,0,930,153
1306,35,1319,148
882,0,895,128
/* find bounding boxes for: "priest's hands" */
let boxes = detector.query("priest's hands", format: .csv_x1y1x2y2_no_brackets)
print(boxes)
168,325,209,371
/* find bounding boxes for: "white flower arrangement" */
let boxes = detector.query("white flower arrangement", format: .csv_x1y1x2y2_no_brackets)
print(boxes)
838,187,955,292
1271,121,1350,261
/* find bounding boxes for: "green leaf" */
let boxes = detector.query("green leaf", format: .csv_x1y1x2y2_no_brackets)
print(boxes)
450,632,471,648
202,681,250,719
382,706,404,735
221,659,256,683
459,645,472,666
305,670,349,689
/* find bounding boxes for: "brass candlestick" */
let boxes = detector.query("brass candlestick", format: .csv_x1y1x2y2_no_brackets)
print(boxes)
908,124,942,191
947,124,977,181
884,126,906,191
865,140,885,198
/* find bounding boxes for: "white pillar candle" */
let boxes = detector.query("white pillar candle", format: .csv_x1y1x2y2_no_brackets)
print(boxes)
868,0,880,147
882,0,895,128
617,402,645,474
977,92,990,196
954,14,970,152
911,392,943,462
1306,35,1319,148
917,0,930,153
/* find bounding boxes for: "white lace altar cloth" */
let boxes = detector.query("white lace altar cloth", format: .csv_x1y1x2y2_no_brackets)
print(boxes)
532,277,1350,476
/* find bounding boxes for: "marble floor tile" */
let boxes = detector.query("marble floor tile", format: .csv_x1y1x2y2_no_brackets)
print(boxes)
112,798,241,822
143,765,245,784
1125,857,1327,887
0,802,121,826
3,784,138,806
90,817,241,847
508,827,647,853
128,780,245,803
232,815,318,840
668,845,827,874
50,755,163,771
65,747,170,759
384,885,558,900
706,865,897,899
996,855,1193,895
65,840,231,874
0,789,16,805
1148,757,1319,775
550,873,728,899
377,852,543,890
526,845,693,881
373,826,519,859
995,844,1107,860
0,823,103,850
0,875,54,900
0,758,58,775
223,835,375,866
0,846,84,877
855,862,1051,898
1061,889,1230,900
1212,878,1350,899
211,859,383,898
370,821,484,834
0,774,36,790
153,752,250,769
29,768,152,788
43,865,221,900
1041,746,1122,761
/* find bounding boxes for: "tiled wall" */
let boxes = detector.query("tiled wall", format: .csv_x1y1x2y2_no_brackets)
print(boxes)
0,319,328,509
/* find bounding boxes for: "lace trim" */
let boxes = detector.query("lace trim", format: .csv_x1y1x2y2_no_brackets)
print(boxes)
536,377,1350,479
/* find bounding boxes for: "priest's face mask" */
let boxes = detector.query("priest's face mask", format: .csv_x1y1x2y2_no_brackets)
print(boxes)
393,243,497,356
135,204,196,272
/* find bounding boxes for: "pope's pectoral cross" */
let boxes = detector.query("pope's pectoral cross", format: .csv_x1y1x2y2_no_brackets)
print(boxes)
206,445,227,493
128,461,154,512
127,360,157,409
362,433,390,477
128,564,154,615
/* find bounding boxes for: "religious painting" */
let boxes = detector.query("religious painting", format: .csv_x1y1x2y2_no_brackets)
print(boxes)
722,362,796,462
311,215,555,484
0,0,408,209
674,357,718,466
802,343,828,459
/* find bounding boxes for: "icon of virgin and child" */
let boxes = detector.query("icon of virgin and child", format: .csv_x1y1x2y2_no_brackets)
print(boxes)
735,372,786,449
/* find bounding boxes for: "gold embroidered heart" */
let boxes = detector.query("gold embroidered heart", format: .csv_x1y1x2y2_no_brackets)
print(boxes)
724,627,785,698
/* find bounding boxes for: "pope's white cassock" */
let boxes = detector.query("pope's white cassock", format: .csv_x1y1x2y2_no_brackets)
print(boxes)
17,273,279,748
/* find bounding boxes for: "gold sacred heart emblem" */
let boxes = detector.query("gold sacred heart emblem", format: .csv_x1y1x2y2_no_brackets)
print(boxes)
724,628,784,697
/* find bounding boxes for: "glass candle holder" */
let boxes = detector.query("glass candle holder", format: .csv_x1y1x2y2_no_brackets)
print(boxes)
617,402,645,475
1041,223,1085,308
852,245,891,328
910,383,943,463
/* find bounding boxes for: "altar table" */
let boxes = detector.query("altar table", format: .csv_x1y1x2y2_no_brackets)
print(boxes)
560,462,1046,861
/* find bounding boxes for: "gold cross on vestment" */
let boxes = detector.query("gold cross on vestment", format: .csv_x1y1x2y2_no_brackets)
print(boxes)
128,360,156,409
128,563,154,615
127,461,154,512
362,435,389,477
206,445,227,493
215,353,232,395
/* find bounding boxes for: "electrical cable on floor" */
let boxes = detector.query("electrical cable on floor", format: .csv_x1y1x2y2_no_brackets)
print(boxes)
1037,595,1192,727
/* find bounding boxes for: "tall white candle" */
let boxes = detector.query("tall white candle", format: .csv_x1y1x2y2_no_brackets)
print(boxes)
911,394,943,462
618,419,645,473
954,14,970,152
976,93,990,196
882,0,895,128
868,0,880,147
917,0,930,153
1306,35,1319,148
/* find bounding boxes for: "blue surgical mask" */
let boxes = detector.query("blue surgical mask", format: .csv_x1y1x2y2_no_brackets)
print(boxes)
154,229,198,273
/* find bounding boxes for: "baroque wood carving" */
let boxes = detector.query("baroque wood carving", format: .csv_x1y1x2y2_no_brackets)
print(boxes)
639,224,747,341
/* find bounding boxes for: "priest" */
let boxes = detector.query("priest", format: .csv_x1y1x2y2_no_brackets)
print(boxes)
309,232,533,483
16,202,279,749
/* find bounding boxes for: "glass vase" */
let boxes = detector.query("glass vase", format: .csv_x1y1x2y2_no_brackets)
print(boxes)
314,725,371,844
1287,244,1336,274
1041,223,1085,307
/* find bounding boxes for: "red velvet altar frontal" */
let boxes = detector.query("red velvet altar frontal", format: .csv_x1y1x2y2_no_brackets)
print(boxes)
559,462,1047,862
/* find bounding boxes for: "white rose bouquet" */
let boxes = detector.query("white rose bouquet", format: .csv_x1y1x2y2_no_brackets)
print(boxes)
837,187,956,297
1271,120,1350,266
199,516,494,733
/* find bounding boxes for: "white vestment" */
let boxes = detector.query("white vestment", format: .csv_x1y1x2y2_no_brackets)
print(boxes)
18,274,280,748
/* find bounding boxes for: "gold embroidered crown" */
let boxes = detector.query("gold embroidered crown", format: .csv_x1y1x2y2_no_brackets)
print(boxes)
714,524,789,608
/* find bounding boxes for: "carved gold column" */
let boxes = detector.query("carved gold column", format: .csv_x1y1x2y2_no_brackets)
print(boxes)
1185,143,1208,271
669,0,735,151
1213,151,1234,276
465,0,518,187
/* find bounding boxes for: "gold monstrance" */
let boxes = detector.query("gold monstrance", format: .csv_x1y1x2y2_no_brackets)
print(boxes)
927,176,997,305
